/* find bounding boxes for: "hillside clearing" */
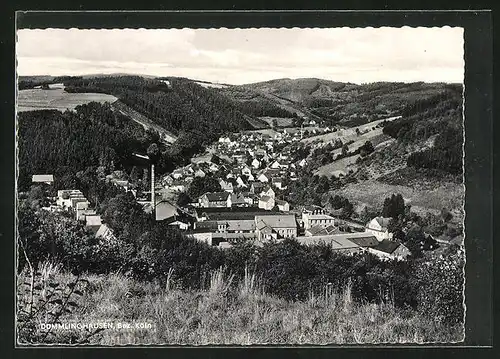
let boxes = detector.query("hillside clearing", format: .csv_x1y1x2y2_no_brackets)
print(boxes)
338,179,464,215
17,88,118,112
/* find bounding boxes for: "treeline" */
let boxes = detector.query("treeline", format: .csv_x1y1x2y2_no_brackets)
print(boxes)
18,187,464,326
17,102,150,191
382,87,463,175
62,76,254,154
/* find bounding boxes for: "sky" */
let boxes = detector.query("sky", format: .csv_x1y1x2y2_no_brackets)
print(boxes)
16,27,464,85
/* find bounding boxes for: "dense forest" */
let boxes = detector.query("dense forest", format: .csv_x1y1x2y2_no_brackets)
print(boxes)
17,102,152,190
382,85,463,175
61,76,266,163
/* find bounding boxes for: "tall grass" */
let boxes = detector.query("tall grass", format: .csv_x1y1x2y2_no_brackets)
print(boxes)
17,263,464,345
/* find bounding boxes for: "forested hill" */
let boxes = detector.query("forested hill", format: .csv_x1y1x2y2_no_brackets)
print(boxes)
223,78,459,127
62,76,269,148
17,102,152,190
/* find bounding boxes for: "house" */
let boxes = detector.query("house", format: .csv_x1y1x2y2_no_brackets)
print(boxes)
85,215,103,235
194,169,206,178
250,182,265,194
261,186,275,199
241,166,252,176
366,217,394,241
236,176,248,188
155,200,179,221
172,169,184,180
302,213,336,230
242,192,255,206
255,214,297,242
209,163,220,173
95,223,116,242
75,200,91,221
32,174,54,185
166,218,190,230
297,232,379,254
162,175,174,187
270,160,281,169
257,172,269,183
199,192,232,208
298,159,308,168
218,136,231,143
258,195,275,210
251,158,261,169
367,240,411,260
56,189,86,209
219,179,234,193
272,177,285,190
231,193,247,207
276,199,290,212
169,181,187,193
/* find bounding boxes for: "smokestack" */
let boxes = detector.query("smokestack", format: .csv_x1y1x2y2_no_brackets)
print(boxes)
151,163,155,218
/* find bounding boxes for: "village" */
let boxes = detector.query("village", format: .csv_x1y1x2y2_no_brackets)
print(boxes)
31,119,414,262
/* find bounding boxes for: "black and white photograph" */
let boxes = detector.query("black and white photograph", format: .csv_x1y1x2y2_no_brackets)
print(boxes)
15,21,468,345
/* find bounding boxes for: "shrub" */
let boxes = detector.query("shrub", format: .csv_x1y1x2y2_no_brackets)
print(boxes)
414,249,465,325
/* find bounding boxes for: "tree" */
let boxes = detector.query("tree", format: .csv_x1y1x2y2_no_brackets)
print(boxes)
355,128,361,136
382,194,405,219
341,144,349,156
187,176,222,199
147,143,161,164
176,192,192,207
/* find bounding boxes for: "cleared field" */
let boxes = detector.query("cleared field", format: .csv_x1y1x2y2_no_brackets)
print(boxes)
302,116,400,146
315,154,361,177
258,116,294,127
17,88,117,112
338,179,464,215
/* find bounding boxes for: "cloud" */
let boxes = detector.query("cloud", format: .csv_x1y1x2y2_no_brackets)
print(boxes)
16,27,464,84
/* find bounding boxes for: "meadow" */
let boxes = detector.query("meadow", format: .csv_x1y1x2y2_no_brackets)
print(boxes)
17,88,117,112
17,264,463,345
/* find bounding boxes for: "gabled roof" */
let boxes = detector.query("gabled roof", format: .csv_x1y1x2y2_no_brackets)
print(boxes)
32,174,54,183
86,215,102,227
369,216,392,229
371,239,403,254
205,192,231,202
275,199,289,206
259,195,272,203
255,214,296,229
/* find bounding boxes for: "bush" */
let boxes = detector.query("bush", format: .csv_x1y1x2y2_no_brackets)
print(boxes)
414,250,465,325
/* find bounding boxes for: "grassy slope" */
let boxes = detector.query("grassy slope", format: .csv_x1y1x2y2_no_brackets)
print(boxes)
18,266,463,345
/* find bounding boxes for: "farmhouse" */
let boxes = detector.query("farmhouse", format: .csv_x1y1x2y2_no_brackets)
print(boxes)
366,217,394,241
255,214,297,242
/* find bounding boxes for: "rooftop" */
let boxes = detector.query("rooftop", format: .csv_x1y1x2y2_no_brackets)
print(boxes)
255,214,297,229
32,174,54,183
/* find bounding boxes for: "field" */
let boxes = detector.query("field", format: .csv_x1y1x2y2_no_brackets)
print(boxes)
337,179,464,216
17,265,463,345
17,88,118,112
302,116,400,146
258,116,294,128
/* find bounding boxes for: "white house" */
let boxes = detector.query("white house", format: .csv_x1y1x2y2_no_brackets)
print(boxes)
219,179,234,193
276,199,290,212
366,217,394,242
261,186,275,199
298,159,307,168
251,158,261,169
258,195,275,211
194,169,206,178
241,166,252,176
257,173,269,183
